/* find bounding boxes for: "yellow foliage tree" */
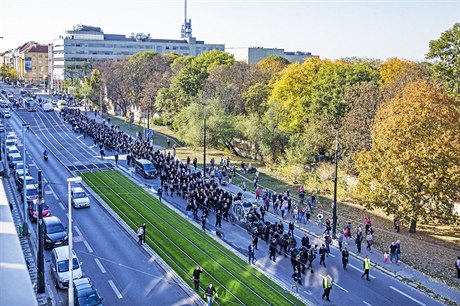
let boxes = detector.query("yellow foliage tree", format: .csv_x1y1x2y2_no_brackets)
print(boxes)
355,80,460,233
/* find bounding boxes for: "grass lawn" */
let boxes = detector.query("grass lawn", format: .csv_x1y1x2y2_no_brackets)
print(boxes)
81,170,305,306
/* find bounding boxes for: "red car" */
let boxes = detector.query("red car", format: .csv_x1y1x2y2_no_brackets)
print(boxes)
28,199,51,222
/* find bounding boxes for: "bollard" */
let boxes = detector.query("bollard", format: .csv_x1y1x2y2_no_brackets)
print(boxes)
22,222,29,236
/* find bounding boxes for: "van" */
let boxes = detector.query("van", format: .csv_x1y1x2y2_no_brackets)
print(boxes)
43,102,54,112
71,187,90,208
57,100,68,110
134,159,157,179
51,246,83,289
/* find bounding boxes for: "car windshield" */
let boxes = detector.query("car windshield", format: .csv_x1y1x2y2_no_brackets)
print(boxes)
27,189,38,197
33,203,49,211
16,163,25,170
143,163,154,170
57,258,79,272
78,292,101,306
26,178,37,185
73,192,86,199
47,223,65,234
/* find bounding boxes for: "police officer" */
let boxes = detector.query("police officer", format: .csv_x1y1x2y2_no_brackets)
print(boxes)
361,255,371,280
322,274,333,301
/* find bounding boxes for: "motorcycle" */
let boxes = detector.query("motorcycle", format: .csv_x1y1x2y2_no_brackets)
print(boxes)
43,151,49,161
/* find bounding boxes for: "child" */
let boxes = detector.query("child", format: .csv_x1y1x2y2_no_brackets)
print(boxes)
384,252,389,263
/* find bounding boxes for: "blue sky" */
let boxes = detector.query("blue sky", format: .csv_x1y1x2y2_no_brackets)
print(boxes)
0,0,458,60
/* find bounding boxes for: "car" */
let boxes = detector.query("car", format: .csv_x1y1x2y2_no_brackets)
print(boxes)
16,175,38,192
43,216,68,249
42,102,54,112
14,162,30,180
28,199,51,222
20,184,39,203
71,187,90,208
2,110,11,118
0,123,4,133
50,246,82,289
5,139,16,148
9,153,22,169
7,145,19,160
6,134,17,145
73,277,103,306
134,159,157,179
57,100,68,110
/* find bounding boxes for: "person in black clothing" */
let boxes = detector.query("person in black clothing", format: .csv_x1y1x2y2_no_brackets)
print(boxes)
215,209,222,228
114,152,119,164
201,214,207,232
192,265,203,291
157,187,163,202
301,233,310,248
319,244,327,267
342,247,349,269
142,223,146,243
259,205,265,222
252,228,259,250
269,238,277,262
288,221,295,236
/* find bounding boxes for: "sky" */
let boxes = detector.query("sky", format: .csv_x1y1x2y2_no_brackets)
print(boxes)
0,0,459,61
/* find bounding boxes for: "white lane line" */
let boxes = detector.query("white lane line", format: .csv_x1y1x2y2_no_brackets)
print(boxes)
83,240,94,253
94,258,106,273
328,253,336,258
29,162,36,168
349,263,376,279
390,286,426,306
363,300,372,306
74,226,82,236
77,135,83,139
58,201,65,210
108,280,123,299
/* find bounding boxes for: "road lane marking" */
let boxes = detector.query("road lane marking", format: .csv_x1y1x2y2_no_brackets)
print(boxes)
58,201,65,210
328,253,336,258
83,240,94,253
349,263,376,279
45,187,59,200
363,301,372,306
94,258,106,273
390,286,426,306
108,280,123,299
74,226,82,236
77,135,83,139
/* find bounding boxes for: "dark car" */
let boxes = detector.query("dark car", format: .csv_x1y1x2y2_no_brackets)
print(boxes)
73,278,103,306
28,199,51,222
43,216,68,249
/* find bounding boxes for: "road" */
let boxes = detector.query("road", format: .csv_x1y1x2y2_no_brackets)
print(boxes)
1,82,446,306
2,83,198,306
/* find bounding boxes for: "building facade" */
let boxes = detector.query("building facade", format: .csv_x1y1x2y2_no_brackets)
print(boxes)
228,47,317,64
52,24,225,84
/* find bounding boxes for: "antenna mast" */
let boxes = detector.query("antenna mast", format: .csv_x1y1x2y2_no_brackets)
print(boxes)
181,0,193,38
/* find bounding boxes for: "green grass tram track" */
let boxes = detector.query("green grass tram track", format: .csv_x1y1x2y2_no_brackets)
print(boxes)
81,170,304,306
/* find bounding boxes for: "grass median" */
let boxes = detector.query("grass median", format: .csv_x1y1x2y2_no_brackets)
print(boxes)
81,169,304,306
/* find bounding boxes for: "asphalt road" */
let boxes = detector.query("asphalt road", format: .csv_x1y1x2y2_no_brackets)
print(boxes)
1,82,446,306
2,83,198,306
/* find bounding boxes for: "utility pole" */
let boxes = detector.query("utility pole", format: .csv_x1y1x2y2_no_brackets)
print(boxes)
203,105,206,180
37,170,45,293
332,125,339,238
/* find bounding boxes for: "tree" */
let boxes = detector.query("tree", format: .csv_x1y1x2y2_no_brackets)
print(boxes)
98,59,132,116
426,23,460,101
355,80,460,233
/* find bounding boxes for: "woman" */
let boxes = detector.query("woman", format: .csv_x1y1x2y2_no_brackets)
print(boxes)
366,232,373,252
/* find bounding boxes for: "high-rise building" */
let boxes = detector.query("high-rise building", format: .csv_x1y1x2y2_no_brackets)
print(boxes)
52,24,225,83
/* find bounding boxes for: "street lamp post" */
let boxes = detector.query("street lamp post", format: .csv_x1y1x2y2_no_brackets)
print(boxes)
67,176,82,306
37,170,45,293
22,123,30,233
203,104,207,181
332,125,339,238
3,112,6,176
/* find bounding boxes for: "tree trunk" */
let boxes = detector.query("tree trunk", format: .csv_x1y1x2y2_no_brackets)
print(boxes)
409,218,417,233
225,141,240,157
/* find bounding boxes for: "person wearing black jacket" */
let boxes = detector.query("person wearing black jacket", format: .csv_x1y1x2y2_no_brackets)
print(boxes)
319,244,327,267
192,265,203,291
269,238,277,262
301,233,310,248
342,247,349,269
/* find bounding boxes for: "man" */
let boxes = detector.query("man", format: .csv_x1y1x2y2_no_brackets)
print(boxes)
215,209,222,228
288,221,295,236
201,214,207,232
248,242,255,264
291,267,302,293
301,233,310,248
192,265,203,291
361,255,371,280
389,242,397,263
204,283,217,306
136,225,144,245
319,244,327,267
114,152,119,164
269,238,277,262
252,228,259,250
322,274,333,301
157,187,163,202
337,231,344,251
342,247,349,269
456,256,460,279
142,223,146,243
395,240,401,263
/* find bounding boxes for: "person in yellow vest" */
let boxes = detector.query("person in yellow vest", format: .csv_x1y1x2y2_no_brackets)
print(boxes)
361,255,371,280
321,274,333,301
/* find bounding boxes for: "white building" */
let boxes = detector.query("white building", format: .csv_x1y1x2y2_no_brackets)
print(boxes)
52,24,225,84
228,47,317,64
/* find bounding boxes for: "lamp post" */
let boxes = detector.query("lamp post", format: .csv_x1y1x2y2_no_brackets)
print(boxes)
3,112,6,176
22,123,30,233
36,170,45,293
332,125,339,238
202,104,207,181
67,176,82,306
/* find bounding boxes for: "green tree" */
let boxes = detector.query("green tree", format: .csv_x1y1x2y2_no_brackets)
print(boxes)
426,23,460,101
355,80,460,233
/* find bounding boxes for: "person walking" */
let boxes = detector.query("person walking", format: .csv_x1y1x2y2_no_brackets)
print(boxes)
301,233,310,248
356,232,363,253
215,209,222,228
324,231,332,254
204,283,217,306
342,247,349,269
269,238,277,262
291,267,302,293
389,242,397,263
201,214,207,232
192,265,203,291
142,223,146,243
321,274,333,301
319,244,327,267
366,232,373,252
136,225,144,245
361,255,371,280
252,228,259,250
114,152,119,164
288,221,295,237
337,231,344,252
456,256,460,278
157,187,163,202
395,240,401,264
248,242,255,264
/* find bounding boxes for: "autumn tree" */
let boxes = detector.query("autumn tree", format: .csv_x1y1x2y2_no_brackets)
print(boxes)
355,80,460,233
98,59,132,116
426,23,460,101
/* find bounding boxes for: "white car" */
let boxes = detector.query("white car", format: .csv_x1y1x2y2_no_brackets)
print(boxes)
6,134,17,145
43,102,54,112
2,110,11,118
71,187,90,208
